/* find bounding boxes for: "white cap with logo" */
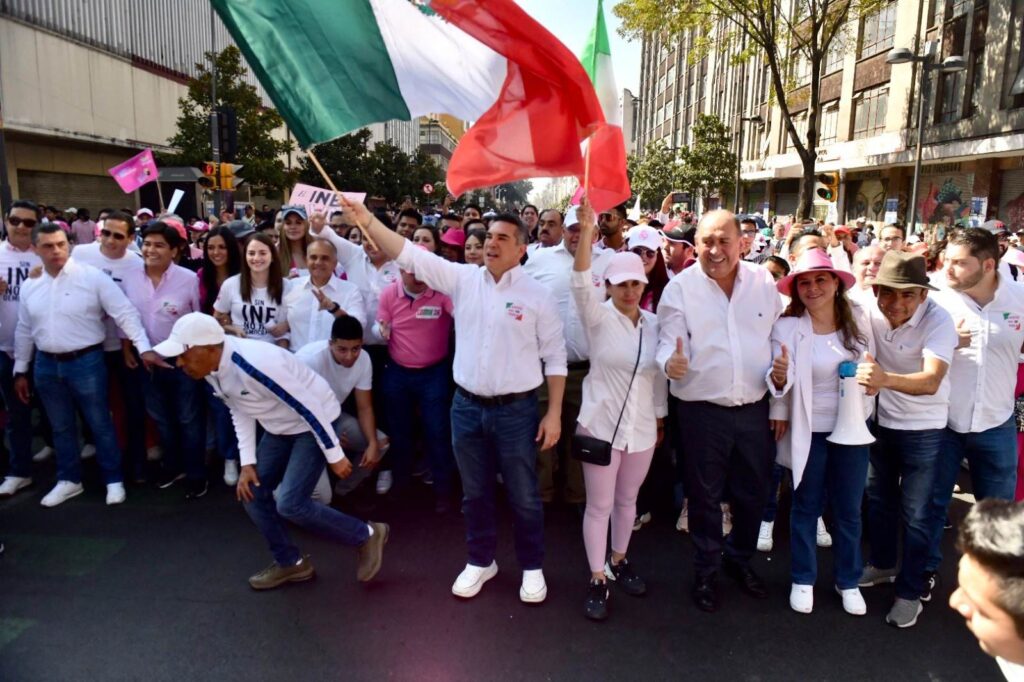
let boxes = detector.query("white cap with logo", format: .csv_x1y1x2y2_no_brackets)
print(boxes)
152,312,226,357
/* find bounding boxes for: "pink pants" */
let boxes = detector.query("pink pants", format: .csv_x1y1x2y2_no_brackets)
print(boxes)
580,426,656,573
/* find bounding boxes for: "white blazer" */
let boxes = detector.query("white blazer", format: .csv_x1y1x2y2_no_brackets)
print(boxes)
767,301,875,489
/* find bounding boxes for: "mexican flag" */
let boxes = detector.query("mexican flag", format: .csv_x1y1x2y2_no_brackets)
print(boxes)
212,0,630,212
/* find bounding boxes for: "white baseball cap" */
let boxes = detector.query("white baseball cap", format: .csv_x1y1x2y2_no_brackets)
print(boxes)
603,251,649,285
152,313,226,357
563,205,579,228
136,208,155,218
627,226,663,252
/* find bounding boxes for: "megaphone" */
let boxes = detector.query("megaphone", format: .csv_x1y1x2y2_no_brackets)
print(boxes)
827,360,875,446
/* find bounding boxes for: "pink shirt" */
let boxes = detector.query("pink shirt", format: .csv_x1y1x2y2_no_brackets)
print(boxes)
122,263,201,344
376,281,453,369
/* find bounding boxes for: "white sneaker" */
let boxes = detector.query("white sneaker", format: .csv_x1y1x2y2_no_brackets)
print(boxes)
520,568,547,604
223,460,240,486
632,512,652,531
105,482,126,505
675,500,689,532
836,586,867,616
0,476,32,497
146,445,163,462
40,481,84,507
32,445,54,462
80,444,96,459
375,470,393,495
757,520,775,552
816,517,833,548
790,584,813,614
452,561,498,598
721,503,733,537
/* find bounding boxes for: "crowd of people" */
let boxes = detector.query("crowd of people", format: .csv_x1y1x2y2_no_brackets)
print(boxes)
3,190,1024,653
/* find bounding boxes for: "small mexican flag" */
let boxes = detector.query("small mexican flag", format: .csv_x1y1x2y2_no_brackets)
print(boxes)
212,0,630,212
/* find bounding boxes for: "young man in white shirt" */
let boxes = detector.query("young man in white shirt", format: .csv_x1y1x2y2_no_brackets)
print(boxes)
339,197,566,604
926,229,1024,593
855,250,957,628
285,239,365,350
159,312,389,589
656,209,784,613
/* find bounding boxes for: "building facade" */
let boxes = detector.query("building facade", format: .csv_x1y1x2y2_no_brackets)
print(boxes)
637,0,1024,233
418,116,459,172
364,119,421,156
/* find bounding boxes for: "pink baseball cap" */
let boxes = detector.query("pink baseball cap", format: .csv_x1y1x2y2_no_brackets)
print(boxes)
441,228,466,247
603,252,648,285
777,248,856,294
190,220,210,232
163,218,188,242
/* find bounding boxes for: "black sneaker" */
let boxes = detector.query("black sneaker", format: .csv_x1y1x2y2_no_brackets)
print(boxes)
157,471,186,489
604,558,647,596
184,479,209,499
584,579,609,621
921,571,938,603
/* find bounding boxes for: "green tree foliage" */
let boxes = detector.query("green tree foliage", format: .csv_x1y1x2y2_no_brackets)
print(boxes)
628,141,678,208
676,115,738,207
163,46,294,193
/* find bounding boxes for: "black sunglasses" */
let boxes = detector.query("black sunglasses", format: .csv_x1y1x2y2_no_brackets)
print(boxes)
7,217,37,228
100,229,128,241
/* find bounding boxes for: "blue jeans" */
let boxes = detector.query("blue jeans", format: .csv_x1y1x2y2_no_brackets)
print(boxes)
205,381,238,461
791,433,869,589
0,352,33,478
451,390,544,570
866,426,943,600
33,349,122,485
242,417,369,566
762,463,786,523
382,360,454,497
925,418,1018,572
141,365,206,481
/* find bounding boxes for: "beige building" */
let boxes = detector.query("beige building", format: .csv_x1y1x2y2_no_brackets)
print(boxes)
638,0,1024,232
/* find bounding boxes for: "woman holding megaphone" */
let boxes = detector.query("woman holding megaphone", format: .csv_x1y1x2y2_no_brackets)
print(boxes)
768,248,876,616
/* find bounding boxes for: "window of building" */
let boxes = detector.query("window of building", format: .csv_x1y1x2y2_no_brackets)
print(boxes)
947,0,969,19
937,70,966,123
785,112,808,151
819,102,840,145
858,2,897,59
792,55,812,88
824,38,845,75
852,86,888,139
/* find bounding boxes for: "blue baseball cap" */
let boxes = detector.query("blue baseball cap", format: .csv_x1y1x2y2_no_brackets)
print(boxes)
281,204,308,220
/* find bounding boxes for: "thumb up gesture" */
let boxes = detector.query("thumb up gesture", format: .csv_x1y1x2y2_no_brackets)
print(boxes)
856,351,886,394
770,343,790,389
666,337,689,380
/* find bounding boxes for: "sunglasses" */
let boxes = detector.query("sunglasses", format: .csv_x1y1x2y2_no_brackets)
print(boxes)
632,248,657,259
7,217,37,228
100,229,128,241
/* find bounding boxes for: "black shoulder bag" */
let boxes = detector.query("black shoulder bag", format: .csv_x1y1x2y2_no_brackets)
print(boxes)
572,328,643,466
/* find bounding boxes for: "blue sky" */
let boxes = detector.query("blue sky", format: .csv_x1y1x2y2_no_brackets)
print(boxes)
516,0,642,94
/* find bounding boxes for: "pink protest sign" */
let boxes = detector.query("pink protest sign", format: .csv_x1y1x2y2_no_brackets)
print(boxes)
290,183,367,217
108,149,159,194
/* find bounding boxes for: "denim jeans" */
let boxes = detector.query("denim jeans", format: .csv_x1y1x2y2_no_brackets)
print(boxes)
925,418,1018,572
451,390,544,570
382,360,454,497
762,463,786,523
866,425,943,600
0,352,33,478
330,412,387,497
33,349,123,485
791,432,869,589
140,365,206,481
242,417,370,567
204,381,238,461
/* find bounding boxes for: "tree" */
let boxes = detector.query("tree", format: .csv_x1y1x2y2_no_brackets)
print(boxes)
628,141,677,208
163,46,294,193
676,114,738,208
297,129,374,192
615,0,885,218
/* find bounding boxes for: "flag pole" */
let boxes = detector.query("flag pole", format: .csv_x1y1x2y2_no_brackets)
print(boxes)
306,148,379,251
155,175,166,213
583,140,591,202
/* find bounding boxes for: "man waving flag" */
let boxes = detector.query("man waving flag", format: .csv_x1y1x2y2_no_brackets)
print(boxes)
211,0,629,211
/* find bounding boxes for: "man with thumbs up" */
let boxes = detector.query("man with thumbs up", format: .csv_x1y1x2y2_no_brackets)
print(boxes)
855,250,957,628
657,210,784,613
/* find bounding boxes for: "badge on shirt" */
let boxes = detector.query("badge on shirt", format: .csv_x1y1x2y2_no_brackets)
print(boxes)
162,302,181,317
591,273,602,288
1005,313,1022,332
505,302,524,321
416,306,442,320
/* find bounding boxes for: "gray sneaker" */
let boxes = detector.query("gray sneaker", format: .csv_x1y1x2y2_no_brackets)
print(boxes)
886,597,923,628
858,564,897,587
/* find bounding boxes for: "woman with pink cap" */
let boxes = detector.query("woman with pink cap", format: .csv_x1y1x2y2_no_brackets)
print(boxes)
572,198,667,621
768,248,875,616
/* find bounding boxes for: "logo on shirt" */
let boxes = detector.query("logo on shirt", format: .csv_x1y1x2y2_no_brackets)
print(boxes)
1005,312,1022,332
416,305,442,320
162,302,181,317
2,265,29,302
505,302,524,321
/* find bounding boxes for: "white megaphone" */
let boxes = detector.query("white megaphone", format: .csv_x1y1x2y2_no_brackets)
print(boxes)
827,360,875,446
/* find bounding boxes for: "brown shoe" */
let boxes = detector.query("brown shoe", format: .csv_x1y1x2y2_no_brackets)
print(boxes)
356,522,389,582
248,555,315,590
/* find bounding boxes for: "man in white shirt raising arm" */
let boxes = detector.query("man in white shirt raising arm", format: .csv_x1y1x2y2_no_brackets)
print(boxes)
339,197,566,605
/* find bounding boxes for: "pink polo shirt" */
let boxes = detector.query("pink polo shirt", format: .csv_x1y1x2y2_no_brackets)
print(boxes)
376,281,453,369
122,263,201,344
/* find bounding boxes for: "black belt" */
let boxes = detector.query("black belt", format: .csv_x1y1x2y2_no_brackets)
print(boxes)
567,361,591,371
456,386,535,407
40,343,103,362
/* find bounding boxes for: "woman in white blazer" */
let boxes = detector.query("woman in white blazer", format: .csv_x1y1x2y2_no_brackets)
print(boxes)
768,248,876,616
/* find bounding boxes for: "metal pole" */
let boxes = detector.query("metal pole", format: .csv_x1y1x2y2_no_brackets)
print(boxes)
0,46,11,214
210,7,221,219
735,120,744,211
908,59,929,235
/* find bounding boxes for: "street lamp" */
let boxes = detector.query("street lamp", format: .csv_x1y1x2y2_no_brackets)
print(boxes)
886,42,967,234
735,115,764,211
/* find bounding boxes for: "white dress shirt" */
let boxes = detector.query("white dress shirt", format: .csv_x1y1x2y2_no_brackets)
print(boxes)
14,258,151,373
395,240,567,396
285,275,366,350
0,241,41,355
72,242,144,351
869,297,957,430
571,269,667,452
523,242,611,363
932,277,1024,433
206,337,343,467
296,340,372,403
656,260,784,406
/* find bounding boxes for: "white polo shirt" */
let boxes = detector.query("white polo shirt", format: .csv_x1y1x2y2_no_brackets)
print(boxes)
296,339,372,404
870,297,957,430
932,276,1024,433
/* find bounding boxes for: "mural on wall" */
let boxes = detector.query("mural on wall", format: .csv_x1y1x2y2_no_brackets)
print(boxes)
849,179,888,222
1004,192,1024,231
917,177,972,240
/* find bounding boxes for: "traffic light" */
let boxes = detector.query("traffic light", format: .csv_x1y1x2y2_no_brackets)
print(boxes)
218,163,244,191
217,106,238,162
199,162,218,190
816,172,840,202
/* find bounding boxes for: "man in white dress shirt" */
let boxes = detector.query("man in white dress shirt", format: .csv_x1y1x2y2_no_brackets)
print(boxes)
340,197,566,604
285,239,365,350
656,209,784,613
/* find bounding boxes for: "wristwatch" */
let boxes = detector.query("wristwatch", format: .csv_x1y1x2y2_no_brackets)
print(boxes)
329,302,341,314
